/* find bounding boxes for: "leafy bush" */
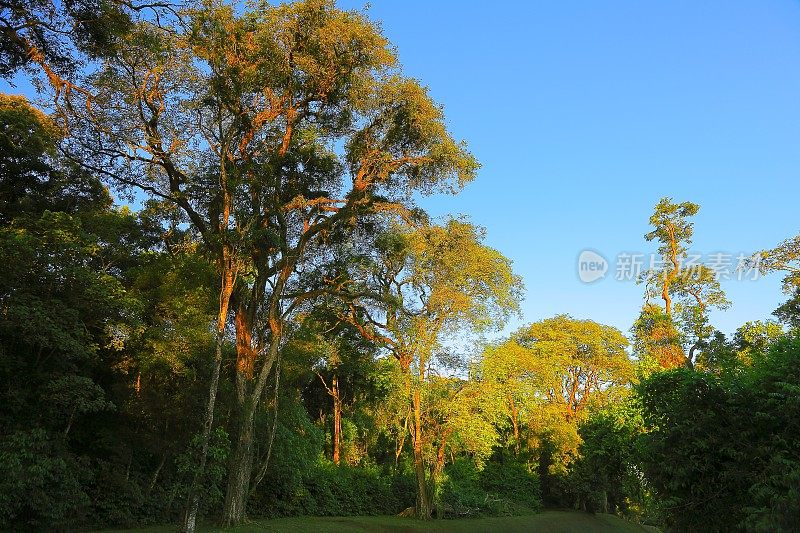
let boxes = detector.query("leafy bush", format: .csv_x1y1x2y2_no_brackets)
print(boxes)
637,368,746,531
0,429,90,529
744,455,800,532
567,402,652,518
170,427,230,521
479,460,541,511
636,335,800,531
248,398,325,518
439,458,540,518
739,336,800,531
248,395,417,519
86,459,146,528
439,458,497,518
302,464,413,516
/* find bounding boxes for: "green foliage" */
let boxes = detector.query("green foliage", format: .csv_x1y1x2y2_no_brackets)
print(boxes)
478,460,542,511
0,94,213,530
774,288,800,331
438,458,541,518
636,334,800,531
644,197,700,250
248,398,326,518
249,397,413,518
515,315,632,417
509,315,632,484
637,369,745,530
43,375,116,430
4,7,800,529
172,427,230,521
744,455,800,532
87,459,146,527
0,429,90,529
757,234,800,291
632,303,685,372
567,403,653,519
301,464,413,516
439,459,498,518
0,0,135,79
733,320,785,366
638,198,729,370
738,335,800,531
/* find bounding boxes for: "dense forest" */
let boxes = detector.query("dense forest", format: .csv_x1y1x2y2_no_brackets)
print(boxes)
1,1,799,531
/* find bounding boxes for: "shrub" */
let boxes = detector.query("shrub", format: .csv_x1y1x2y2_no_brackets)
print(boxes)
479,460,541,511
170,427,230,522
86,459,146,528
303,464,411,516
744,455,800,532
0,429,90,529
438,458,540,518
439,458,496,518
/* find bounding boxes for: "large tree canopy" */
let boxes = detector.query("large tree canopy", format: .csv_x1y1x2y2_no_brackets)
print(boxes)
57,0,478,526
3,2,799,531
341,219,522,518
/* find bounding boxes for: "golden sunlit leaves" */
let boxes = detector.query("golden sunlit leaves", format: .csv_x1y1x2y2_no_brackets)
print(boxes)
477,316,633,470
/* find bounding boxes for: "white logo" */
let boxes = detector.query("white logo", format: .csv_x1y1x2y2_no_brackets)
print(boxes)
578,250,608,283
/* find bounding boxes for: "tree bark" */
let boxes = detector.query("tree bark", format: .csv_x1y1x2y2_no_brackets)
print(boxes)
686,343,698,369
222,401,256,526
332,375,341,465
221,324,282,526
412,386,431,519
430,432,450,518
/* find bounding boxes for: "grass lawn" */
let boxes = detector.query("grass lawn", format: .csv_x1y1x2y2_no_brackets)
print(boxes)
104,511,658,533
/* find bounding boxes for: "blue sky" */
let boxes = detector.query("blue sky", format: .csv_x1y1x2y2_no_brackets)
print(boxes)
335,0,800,338
3,1,799,340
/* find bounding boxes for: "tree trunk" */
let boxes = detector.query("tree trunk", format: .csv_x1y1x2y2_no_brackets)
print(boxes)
412,387,431,519
222,405,255,526
332,375,341,465
221,327,281,526
663,228,679,316
686,343,698,369
148,451,168,494
184,326,226,533
395,414,408,464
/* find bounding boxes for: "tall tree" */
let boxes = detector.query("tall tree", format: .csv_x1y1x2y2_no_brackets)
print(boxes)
515,316,632,423
345,219,522,518
60,1,477,525
475,340,539,456
643,198,700,317
509,315,632,491
639,198,729,368
421,375,503,508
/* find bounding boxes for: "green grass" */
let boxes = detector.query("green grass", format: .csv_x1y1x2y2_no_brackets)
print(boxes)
102,511,658,533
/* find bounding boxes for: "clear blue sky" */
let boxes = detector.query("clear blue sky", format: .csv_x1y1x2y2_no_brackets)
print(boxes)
336,0,800,338
3,1,799,339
